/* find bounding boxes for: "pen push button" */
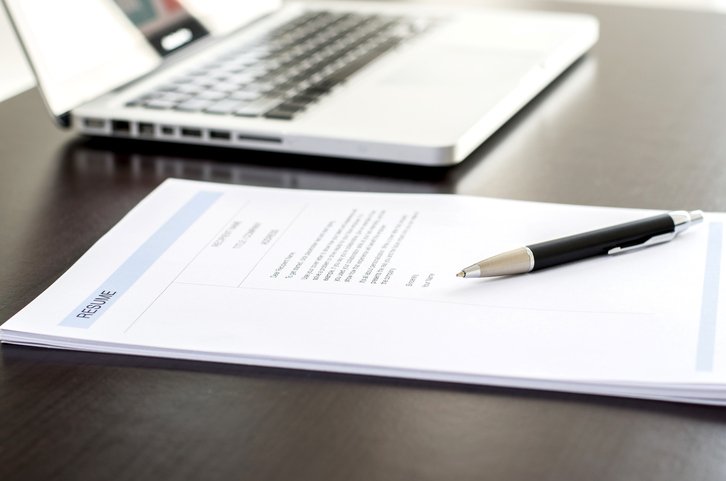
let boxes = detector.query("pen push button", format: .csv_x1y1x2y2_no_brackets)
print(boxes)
608,210,704,254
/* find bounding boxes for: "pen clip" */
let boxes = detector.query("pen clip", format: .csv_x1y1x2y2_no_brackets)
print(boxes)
607,231,676,255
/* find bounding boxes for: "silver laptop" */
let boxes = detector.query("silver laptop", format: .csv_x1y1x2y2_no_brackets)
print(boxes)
3,0,598,166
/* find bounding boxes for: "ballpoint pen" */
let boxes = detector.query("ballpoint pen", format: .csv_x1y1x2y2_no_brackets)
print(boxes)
456,210,704,278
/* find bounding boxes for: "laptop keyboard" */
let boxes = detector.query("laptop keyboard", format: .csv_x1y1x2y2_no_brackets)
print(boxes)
127,11,431,121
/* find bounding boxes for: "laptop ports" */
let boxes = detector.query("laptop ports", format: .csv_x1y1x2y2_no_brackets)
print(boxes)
209,130,231,141
83,118,105,129
138,123,155,137
180,127,202,138
237,134,282,144
111,120,131,135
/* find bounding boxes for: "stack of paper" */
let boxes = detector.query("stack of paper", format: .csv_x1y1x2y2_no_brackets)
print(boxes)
2,179,725,405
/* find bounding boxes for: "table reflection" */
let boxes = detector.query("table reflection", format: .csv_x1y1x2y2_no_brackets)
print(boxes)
58,137,476,193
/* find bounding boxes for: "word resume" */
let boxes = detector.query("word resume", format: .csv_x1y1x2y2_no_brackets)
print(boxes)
3,179,726,404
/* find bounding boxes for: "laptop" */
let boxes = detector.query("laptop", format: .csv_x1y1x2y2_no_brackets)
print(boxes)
2,0,598,166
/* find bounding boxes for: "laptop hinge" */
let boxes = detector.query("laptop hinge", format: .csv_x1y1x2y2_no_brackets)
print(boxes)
58,112,71,128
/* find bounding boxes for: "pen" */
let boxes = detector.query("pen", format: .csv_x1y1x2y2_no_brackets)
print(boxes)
456,210,704,278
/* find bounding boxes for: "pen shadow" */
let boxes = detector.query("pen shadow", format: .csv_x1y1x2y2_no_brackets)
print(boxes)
452,264,571,296
3,344,725,422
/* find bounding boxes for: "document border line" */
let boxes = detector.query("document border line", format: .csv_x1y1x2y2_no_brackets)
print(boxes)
123,201,250,334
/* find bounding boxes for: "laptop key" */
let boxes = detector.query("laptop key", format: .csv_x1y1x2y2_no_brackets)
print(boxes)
175,99,214,112
227,73,258,85
156,84,179,92
209,82,240,93
196,91,228,101
244,82,278,94
265,98,308,117
205,100,244,115
229,91,262,101
144,99,178,110
175,83,205,94
189,77,217,88
277,100,308,111
289,93,319,105
234,98,283,117
264,108,296,120
158,92,191,102
303,83,333,95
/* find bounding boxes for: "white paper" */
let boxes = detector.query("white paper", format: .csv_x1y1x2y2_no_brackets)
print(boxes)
3,179,725,404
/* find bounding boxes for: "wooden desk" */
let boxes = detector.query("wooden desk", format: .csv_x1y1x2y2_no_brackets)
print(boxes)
2,2,726,480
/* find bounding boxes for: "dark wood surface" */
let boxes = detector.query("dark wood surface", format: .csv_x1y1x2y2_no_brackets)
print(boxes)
3,2,726,480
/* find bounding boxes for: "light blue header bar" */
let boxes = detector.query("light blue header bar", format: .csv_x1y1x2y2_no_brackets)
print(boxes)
696,222,723,371
60,191,222,328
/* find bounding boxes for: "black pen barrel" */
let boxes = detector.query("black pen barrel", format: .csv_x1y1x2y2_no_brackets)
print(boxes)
528,213,675,270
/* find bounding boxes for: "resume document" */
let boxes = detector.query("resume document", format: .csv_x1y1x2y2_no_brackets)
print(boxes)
2,179,725,404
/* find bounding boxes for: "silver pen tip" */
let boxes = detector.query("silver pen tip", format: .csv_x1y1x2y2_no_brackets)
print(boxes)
456,271,466,278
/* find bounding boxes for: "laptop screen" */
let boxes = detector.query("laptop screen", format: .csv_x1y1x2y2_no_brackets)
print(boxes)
111,0,208,55
2,0,281,121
